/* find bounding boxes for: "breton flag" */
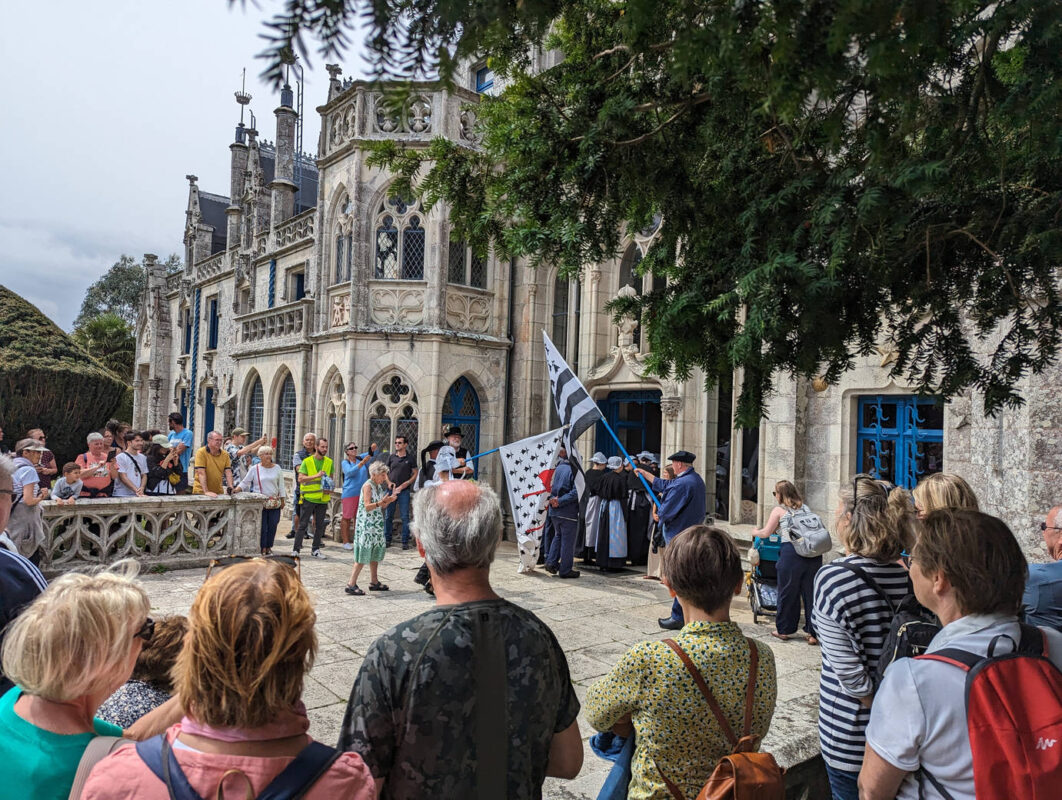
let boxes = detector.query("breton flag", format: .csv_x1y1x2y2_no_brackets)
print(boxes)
543,330,602,498
499,428,565,573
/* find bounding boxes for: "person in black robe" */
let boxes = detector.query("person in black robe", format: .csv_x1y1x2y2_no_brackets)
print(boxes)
592,457,630,570
578,453,608,562
625,453,656,566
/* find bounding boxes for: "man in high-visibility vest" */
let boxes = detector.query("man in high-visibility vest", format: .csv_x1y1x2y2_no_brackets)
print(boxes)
293,436,333,559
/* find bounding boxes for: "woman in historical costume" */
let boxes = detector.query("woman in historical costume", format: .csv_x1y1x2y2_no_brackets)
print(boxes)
579,452,608,562
592,457,630,570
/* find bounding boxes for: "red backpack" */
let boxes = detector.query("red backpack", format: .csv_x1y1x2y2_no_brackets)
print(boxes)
916,623,1062,799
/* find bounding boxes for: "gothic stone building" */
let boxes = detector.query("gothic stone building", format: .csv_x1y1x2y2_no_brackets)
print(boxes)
133,64,1060,558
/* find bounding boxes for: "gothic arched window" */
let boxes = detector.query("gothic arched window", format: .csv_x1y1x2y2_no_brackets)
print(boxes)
247,377,264,441
367,373,420,453
374,194,425,280
448,234,488,289
325,375,346,480
333,196,353,284
277,374,298,465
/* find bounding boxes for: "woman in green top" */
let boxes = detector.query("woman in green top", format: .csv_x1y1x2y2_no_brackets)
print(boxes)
0,561,151,800
584,526,778,800
345,462,396,596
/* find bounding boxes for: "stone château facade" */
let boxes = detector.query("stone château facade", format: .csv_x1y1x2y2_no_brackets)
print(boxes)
133,63,1060,558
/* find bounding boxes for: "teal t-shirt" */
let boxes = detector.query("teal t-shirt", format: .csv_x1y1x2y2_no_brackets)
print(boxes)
0,686,124,800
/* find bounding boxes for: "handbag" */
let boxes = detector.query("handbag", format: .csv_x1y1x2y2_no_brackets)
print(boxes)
258,466,286,510
783,507,832,558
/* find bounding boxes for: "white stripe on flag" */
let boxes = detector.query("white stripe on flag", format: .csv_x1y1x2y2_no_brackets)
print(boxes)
543,331,601,443
499,428,565,574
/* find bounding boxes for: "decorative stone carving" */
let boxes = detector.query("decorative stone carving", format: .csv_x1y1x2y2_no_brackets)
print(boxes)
875,342,899,368
374,94,400,133
274,210,315,248
331,294,351,328
370,287,425,325
445,291,492,333
459,108,480,144
812,377,829,392
407,95,432,133
950,394,972,429
660,396,683,420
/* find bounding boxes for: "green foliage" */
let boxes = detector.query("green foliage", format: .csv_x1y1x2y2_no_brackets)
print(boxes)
0,286,128,466
75,254,181,329
72,312,136,381
267,0,1062,422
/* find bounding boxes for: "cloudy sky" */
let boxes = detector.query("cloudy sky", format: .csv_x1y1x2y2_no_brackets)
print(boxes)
0,0,368,330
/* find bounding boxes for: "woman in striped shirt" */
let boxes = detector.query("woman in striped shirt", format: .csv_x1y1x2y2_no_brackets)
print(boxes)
812,475,917,800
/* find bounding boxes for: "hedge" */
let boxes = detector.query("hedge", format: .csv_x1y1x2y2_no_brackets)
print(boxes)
0,285,128,466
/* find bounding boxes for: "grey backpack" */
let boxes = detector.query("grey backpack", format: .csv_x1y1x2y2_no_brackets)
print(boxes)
784,506,832,557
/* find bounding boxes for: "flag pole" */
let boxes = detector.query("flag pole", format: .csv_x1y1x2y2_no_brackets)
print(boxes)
590,415,662,509
464,446,500,463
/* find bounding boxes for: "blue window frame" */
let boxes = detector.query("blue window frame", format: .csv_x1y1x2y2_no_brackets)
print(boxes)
475,65,494,93
442,377,481,478
856,395,944,489
207,297,219,350
203,388,215,445
596,390,662,459
179,389,188,427
293,271,306,300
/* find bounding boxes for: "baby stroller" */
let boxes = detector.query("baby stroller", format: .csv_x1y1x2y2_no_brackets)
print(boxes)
746,533,782,624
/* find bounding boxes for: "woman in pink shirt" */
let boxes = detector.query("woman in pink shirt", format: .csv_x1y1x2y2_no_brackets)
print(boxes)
82,560,374,800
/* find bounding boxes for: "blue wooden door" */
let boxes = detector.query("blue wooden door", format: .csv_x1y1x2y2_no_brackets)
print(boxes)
856,395,944,489
442,378,481,477
596,390,662,458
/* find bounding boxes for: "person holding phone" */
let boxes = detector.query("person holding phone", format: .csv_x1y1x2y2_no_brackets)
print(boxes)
345,462,396,596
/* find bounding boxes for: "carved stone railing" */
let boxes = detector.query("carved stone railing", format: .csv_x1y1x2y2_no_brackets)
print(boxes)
445,287,493,334
195,252,226,282
274,208,315,250
40,495,267,573
236,300,310,352
253,230,270,258
368,281,427,326
166,272,183,292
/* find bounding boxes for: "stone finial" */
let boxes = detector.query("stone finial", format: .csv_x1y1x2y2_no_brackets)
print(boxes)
144,253,158,267
326,63,343,100
186,174,198,185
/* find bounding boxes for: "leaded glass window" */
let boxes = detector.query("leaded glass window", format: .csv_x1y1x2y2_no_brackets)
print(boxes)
367,374,420,455
447,234,489,289
247,377,264,441
373,194,425,280
277,375,297,467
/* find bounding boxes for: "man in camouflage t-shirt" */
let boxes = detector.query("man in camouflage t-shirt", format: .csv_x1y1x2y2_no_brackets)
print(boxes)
338,481,583,799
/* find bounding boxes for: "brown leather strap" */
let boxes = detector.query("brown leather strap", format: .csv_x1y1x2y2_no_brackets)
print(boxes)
663,638,738,748
654,757,688,800
742,637,759,738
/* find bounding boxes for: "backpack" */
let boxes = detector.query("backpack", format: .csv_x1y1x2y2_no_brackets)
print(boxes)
656,638,785,800
781,506,832,558
915,623,1062,800
831,562,941,688
135,734,342,800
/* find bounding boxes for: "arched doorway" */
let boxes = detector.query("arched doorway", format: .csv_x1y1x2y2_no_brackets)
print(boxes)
595,390,661,458
442,377,481,476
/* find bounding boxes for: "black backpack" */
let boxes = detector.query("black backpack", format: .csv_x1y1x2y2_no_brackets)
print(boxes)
832,562,942,687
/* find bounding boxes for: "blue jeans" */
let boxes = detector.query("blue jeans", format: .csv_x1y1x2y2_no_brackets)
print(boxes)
546,514,577,574
825,764,859,800
661,522,683,622
260,507,282,549
384,487,412,545
775,542,821,635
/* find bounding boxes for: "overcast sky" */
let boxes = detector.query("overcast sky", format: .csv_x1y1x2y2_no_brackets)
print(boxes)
0,0,368,330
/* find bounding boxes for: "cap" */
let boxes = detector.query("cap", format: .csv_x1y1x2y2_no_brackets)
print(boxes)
443,424,463,437
151,434,172,448
230,427,249,437
591,452,607,464
435,453,459,473
15,438,45,453
668,450,696,464
607,456,623,469
636,451,652,460
649,454,659,464
438,445,457,459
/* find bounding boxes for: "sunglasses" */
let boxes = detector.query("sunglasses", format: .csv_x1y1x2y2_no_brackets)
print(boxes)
134,617,155,642
346,446,357,451
1041,522,1062,532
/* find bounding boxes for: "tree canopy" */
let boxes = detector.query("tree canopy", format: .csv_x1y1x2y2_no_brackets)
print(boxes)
72,312,136,381
258,0,1062,422
75,254,181,330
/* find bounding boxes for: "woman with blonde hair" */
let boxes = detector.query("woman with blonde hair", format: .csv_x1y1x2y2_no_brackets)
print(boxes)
811,475,918,800
82,560,374,799
912,472,978,519
0,562,150,800
753,479,825,644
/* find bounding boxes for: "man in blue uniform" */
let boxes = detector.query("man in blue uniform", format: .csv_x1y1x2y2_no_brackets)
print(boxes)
545,447,581,579
636,450,706,629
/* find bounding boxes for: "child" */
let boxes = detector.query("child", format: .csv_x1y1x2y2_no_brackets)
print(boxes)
51,463,83,505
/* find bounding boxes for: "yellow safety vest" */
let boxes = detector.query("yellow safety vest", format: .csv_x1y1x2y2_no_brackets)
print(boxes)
299,456,333,503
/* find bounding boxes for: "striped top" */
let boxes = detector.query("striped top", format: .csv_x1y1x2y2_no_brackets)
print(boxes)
812,555,909,772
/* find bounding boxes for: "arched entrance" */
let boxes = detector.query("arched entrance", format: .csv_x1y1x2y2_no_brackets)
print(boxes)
442,377,481,476
595,390,661,458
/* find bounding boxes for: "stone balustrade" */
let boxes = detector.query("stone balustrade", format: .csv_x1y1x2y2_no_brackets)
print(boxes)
321,82,482,158
236,300,310,352
166,272,183,292
40,494,267,574
253,230,270,258
274,208,315,250
196,252,226,281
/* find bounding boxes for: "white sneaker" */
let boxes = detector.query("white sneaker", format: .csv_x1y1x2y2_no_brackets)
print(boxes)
311,550,326,559
290,550,300,557
342,543,353,550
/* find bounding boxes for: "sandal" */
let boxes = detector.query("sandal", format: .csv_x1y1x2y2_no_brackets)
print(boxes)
345,584,365,596
368,582,390,592
807,636,820,646
770,631,791,641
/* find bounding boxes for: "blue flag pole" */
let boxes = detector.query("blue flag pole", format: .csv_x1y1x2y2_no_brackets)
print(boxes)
464,446,500,463
591,415,662,509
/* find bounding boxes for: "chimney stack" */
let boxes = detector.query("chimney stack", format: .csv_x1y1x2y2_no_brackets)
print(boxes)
270,84,298,228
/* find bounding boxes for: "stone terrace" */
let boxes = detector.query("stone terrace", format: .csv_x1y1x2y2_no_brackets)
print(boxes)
137,538,823,799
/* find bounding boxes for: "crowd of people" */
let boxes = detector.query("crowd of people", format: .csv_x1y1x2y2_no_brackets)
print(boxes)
1,415,1060,798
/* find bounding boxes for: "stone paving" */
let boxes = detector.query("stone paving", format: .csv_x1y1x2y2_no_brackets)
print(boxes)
137,535,822,799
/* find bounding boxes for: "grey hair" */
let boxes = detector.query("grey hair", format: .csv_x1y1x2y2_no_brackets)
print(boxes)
369,461,389,477
0,453,16,481
412,482,503,575
86,432,104,443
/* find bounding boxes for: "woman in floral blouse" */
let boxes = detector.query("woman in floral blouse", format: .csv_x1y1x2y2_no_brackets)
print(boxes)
345,462,396,596
585,525,778,800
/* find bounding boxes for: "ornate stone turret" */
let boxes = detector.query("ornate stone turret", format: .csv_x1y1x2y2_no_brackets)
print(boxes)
227,127,249,251
270,84,298,228
183,175,213,268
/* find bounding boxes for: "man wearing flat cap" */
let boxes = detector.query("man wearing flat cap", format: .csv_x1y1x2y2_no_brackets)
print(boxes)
636,450,707,629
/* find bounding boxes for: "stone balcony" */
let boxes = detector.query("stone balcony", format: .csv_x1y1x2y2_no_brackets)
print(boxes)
40,494,267,574
234,298,313,354
195,251,226,282
319,81,482,161
274,207,315,252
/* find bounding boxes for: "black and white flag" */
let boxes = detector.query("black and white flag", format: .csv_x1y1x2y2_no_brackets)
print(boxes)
543,331,602,498
499,428,565,573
